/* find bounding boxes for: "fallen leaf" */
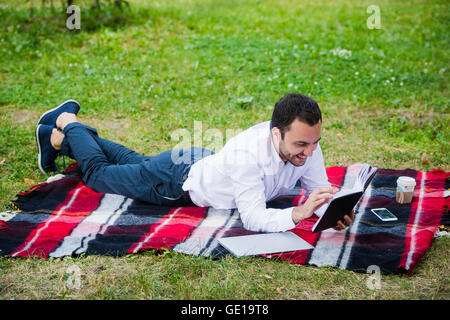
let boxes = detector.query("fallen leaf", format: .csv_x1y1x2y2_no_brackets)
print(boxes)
276,286,285,293
421,152,431,165
0,158,5,165
336,132,345,138
237,96,253,104
24,178,35,185
94,264,106,272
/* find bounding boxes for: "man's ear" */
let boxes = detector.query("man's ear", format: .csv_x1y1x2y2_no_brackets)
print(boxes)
271,126,281,140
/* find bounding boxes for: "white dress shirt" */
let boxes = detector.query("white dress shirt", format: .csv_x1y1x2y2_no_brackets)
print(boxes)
182,121,331,232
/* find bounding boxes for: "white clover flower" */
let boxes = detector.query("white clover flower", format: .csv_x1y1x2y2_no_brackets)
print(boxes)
288,83,293,88
355,72,359,76
330,48,352,59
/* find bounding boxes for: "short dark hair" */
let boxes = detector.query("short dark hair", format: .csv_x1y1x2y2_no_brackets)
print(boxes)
270,93,322,139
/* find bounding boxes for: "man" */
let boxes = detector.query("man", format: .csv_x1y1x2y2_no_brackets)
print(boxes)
35,93,353,233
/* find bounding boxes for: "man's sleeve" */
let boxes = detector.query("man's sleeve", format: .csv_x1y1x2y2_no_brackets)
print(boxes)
299,143,332,218
225,151,296,232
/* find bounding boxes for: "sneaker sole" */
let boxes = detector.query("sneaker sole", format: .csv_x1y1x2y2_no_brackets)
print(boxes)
36,99,80,128
35,124,46,174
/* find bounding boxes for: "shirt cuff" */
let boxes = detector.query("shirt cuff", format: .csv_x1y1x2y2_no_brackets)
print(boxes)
279,207,296,231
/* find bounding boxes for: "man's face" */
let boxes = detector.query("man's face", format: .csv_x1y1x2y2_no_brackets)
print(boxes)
272,118,322,167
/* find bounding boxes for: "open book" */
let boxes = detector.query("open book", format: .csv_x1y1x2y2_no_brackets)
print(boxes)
312,164,378,233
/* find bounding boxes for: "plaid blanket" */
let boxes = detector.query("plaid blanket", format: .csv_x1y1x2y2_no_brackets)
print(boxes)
1,163,448,275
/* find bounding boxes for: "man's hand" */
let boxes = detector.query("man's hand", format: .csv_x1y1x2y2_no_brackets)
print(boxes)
332,209,355,231
292,187,339,224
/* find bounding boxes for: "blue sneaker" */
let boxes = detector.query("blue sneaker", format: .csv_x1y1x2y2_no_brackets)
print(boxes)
37,99,80,128
35,124,59,174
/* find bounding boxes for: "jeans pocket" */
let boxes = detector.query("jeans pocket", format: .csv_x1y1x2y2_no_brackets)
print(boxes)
152,183,183,206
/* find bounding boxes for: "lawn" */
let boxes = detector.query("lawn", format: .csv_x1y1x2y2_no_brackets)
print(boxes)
0,0,448,300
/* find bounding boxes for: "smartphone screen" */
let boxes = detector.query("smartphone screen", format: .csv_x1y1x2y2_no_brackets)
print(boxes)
371,208,398,221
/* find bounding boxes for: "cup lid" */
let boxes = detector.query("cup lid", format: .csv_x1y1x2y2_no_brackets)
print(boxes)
397,176,416,185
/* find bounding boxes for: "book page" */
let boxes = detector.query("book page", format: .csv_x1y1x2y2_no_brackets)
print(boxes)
339,164,377,197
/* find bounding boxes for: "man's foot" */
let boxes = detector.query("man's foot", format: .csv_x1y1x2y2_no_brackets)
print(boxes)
55,112,79,131
37,99,80,128
35,124,59,174
50,128,64,151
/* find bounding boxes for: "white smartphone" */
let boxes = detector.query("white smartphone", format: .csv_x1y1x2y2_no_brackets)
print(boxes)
371,208,398,221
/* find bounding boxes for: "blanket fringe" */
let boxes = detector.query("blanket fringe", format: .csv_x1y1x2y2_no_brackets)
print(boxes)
9,201,21,212
435,226,449,238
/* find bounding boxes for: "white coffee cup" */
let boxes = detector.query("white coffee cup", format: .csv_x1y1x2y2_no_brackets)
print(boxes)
396,176,416,204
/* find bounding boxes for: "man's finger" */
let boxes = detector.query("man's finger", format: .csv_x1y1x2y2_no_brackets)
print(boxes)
343,215,353,226
310,193,334,203
315,193,334,201
336,220,346,230
312,196,332,207
312,187,339,195
349,209,355,219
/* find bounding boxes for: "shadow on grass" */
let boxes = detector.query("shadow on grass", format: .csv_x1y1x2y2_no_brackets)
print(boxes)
0,1,155,36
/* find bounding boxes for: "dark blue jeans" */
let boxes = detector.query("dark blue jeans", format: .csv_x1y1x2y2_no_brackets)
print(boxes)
60,122,214,206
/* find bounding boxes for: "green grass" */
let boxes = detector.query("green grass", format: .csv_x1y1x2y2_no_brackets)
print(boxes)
0,0,449,299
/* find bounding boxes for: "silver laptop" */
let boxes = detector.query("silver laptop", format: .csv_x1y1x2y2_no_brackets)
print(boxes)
218,231,313,257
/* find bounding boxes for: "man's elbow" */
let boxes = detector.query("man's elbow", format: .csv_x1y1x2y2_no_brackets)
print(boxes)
240,211,283,233
241,212,266,232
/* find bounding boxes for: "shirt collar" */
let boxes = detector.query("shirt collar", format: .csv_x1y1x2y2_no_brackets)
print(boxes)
268,125,287,167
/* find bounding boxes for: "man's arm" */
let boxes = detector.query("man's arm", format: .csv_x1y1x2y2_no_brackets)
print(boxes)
298,144,354,230
223,148,298,232
229,163,296,232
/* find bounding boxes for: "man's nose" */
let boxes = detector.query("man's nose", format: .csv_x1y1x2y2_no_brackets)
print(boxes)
304,145,315,157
